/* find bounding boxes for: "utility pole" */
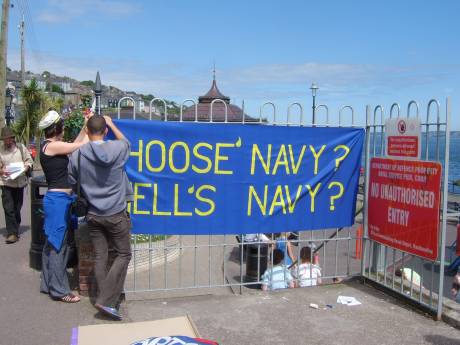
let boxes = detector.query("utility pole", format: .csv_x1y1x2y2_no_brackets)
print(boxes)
0,0,11,129
19,14,24,86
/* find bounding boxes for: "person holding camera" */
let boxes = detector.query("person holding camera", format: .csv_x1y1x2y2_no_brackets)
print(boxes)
38,110,88,303
68,115,132,320
0,127,33,244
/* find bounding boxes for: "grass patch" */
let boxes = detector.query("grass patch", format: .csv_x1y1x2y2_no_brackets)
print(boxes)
131,234,170,244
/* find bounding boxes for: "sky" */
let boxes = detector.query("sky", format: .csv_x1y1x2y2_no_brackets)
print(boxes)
5,0,460,129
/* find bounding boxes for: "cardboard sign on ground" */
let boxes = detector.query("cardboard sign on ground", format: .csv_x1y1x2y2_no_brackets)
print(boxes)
73,315,200,345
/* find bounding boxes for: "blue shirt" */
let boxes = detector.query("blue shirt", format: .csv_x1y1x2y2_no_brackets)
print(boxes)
276,239,293,267
261,265,293,290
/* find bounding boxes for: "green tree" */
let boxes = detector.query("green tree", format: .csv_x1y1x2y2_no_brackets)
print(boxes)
55,98,64,112
63,109,84,142
80,94,92,108
41,96,64,113
51,84,64,94
142,94,154,101
13,79,44,147
80,80,95,88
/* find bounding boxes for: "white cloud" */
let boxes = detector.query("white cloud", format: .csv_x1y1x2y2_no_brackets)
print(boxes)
37,0,141,23
8,48,460,128
8,48,459,109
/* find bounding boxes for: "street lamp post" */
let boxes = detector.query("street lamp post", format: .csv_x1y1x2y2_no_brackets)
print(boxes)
5,86,14,127
310,83,318,125
94,71,101,116
42,72,50,92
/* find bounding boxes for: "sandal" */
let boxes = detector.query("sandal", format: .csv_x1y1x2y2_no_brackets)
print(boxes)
57,293,81,303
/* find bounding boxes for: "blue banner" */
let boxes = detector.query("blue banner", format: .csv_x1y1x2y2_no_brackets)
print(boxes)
115,120,364,235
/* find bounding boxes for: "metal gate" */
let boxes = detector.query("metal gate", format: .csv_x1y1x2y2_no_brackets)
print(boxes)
120,99,364,297
119,96,452,320
361,99,451,320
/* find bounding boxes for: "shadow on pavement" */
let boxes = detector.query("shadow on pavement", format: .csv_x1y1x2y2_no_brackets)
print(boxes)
425,334,460,345
0,225,30,239
343,277,431,312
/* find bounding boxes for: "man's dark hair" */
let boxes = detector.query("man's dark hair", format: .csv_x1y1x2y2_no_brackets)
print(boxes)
272,249,284,266
44,118,64,139
300,246,312,263
87,116,107,135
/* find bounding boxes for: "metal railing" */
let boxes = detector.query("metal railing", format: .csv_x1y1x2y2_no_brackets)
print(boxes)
122,100,363,297
119,97,453,322
361,99,451,320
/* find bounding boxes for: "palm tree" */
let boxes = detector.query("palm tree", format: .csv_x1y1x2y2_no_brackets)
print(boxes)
14,79,44,147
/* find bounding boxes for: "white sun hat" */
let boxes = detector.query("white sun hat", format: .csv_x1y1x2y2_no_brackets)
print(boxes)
38,110,61,130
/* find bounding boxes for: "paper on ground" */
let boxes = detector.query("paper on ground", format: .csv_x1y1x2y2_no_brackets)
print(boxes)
337,295,361,306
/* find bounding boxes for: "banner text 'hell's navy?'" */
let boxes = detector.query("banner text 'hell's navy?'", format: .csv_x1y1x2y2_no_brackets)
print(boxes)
114,120,364,235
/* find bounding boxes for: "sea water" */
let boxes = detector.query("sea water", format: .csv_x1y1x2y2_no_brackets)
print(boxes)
368,132,460,182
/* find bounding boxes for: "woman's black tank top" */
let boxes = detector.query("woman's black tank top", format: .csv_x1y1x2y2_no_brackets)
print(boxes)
40,140,72,189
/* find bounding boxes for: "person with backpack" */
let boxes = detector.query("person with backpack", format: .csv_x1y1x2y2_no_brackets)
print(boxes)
0,127,33,244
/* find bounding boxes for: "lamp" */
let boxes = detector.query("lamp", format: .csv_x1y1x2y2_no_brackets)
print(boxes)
94,71,102,115
310,83,319,125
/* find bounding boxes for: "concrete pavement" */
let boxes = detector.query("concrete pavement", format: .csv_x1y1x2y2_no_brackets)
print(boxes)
1,184,460,345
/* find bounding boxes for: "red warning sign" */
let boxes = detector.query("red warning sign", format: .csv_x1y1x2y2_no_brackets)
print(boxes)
368,157,441,260
385,118,421,159
387,136,419,157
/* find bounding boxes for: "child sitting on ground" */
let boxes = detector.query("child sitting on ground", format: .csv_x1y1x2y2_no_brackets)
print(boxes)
291,246,322,287
261,249,294,291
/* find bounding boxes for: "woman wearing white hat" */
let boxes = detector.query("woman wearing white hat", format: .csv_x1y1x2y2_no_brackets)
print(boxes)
38,110,88,303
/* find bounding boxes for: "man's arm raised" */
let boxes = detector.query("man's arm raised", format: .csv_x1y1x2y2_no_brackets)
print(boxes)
104,116,126,141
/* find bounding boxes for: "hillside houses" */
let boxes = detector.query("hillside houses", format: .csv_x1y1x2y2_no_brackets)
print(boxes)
5,69,170,116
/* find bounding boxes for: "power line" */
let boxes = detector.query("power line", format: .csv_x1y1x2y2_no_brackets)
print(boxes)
21,0,42,71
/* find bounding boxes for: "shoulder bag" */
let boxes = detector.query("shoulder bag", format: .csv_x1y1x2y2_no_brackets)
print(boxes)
73,150,89,217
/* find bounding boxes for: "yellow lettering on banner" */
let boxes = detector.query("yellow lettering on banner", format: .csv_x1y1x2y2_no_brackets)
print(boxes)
272,145,290,175
195,185,216,216
130,140,143,172
127,182,133,213
328,181,344,211
133,183,151,215
247,185,268,216
306,183,321,213
153,184,171,216
333,145,350,170
284,185,303,213
145,140,166,172
192,143,213,174
174,184,192,216
309,145,326,175
269,185,287,215
250,144,271,175
215,143,234,175
169,142,190,173
288,144,306,174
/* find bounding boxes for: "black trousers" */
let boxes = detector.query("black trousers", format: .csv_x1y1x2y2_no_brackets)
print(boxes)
1,186,24,236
